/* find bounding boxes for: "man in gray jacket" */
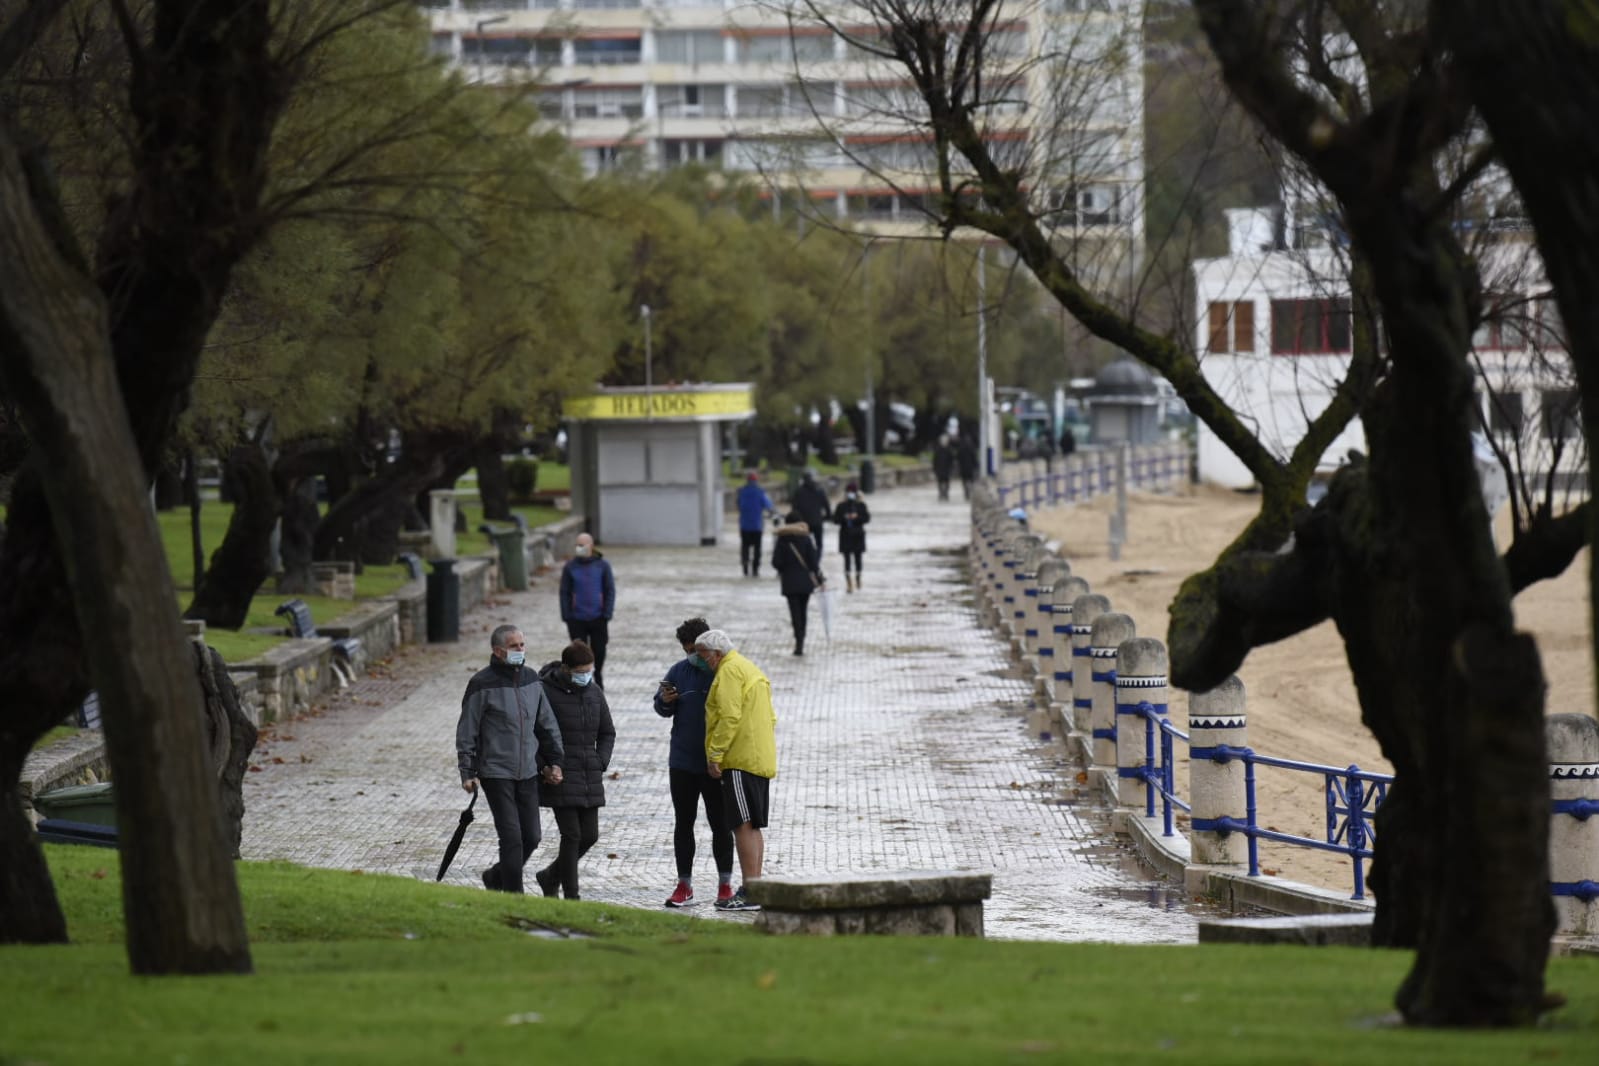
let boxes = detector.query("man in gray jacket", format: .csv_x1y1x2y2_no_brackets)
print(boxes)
457,623,564,893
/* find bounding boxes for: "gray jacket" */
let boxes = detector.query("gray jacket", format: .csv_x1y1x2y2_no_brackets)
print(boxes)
456,658,563,782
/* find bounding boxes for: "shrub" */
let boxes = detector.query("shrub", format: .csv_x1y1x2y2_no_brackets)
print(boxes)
506,458,538,503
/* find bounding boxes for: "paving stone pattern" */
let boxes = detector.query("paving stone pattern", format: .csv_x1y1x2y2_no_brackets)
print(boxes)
242,487,1198,943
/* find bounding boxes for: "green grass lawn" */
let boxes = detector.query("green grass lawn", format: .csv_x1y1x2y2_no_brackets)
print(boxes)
5,846,1596,1065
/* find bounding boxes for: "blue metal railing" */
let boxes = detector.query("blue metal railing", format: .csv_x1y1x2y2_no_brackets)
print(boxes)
1121,698,1393,900
995,446,1181,509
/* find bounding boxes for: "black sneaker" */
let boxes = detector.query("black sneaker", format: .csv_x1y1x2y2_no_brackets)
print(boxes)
534,867,559,898
481,866,500,892
715,887,760,912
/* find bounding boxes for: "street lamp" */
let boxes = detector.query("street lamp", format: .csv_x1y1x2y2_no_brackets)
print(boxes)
475,15,509,81
640,304,654,420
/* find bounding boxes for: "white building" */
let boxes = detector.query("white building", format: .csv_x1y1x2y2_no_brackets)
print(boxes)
421,0,1145,252
1192,207,1582,493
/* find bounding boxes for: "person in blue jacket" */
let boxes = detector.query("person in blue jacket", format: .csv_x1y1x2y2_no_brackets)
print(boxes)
653,616,735,907
735,471,776,578
559,532,615,688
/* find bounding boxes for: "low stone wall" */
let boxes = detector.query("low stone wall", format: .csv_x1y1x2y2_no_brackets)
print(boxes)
229,638,334,726
392,580,426,646
18,732,111,818
457,555,495,617
749,871,992,937
319,599,401,672
529,515,586,572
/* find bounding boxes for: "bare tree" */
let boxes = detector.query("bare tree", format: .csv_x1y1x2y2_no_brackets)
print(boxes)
782,0,1584,1025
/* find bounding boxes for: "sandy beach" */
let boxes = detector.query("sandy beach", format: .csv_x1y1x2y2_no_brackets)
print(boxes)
1027,483,1593,895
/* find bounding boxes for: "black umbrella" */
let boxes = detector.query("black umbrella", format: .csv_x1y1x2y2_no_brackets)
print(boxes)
435,788,479,882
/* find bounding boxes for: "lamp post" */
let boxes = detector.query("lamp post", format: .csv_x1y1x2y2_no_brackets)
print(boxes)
977,245,991,476
640,303,654,420
475,15,509,81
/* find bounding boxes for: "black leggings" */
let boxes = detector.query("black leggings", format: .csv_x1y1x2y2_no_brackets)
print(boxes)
669,768,733,880
541,806,599,899
785,593,810,645
840,550,863,576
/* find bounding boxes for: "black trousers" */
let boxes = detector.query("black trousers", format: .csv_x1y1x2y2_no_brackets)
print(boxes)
841,550,863,576
481,776,541,894
565,618,609,686
539,806,599,899
785,592,810,649
740,529,763,575
811,527,825,559
669,768,733,880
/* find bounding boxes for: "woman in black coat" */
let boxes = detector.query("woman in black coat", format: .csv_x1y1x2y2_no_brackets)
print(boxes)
533,641,616,899
772,510,824,656
831,480,870,593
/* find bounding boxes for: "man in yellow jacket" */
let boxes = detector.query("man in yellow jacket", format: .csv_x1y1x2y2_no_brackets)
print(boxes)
694,628,776,911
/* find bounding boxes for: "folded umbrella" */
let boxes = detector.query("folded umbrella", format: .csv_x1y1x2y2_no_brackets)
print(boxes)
816,581,835,641
435,788,479,882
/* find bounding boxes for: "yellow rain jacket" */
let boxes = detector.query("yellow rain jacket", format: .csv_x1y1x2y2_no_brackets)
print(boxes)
704,650,777,778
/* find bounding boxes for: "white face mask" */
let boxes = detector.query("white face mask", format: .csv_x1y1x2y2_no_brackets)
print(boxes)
847,492,858,500
505,649,525,666
575,544,591,557
570,670,594,687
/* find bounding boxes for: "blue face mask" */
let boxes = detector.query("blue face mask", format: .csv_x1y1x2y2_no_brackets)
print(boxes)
506,650,525,666
570,670,594,687
690,654,711,672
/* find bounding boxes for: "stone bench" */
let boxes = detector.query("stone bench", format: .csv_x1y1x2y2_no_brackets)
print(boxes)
748,871,992,937
1198,913,1375,947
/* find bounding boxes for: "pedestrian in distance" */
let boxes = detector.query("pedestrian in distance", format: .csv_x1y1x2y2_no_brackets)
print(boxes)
654,616,735,908
736,471,776,578
790,469,831,559
694,628,776,912
957,434,979,500
559,532,615,688
832,481,870,593
531,640,616,901
456,624,564,895
933,434,956,501
772,510,824,656
1059,424,1077,458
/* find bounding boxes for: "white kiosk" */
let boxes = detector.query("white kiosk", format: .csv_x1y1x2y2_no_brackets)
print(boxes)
562,383,755,546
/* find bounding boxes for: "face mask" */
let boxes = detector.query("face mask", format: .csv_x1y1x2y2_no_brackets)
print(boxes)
505,650,525,666
570,670,594,686
690,654,711,672
575,544,590,557
847,492,858,500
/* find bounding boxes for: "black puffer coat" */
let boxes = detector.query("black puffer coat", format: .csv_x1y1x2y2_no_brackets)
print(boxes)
772,523,822,597
537,661,616,808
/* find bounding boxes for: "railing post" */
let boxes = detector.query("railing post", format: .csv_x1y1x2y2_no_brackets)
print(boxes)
1069,594,1110,738
1549,713,1599,935
1089,612,1136,798
1114,637,1166,811
1189,675,1248,866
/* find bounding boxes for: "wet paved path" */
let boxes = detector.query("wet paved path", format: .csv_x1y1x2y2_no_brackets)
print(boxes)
241,486,1198,943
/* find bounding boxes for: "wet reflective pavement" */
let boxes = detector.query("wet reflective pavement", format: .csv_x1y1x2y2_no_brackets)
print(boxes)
242,483,1201,943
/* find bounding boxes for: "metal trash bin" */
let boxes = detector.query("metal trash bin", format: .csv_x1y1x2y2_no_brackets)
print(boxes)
426,558,460,642
481,525,529,591
33,782,117,828
859,459,877,495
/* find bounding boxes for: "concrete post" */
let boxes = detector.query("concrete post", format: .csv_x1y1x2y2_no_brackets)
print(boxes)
1047,577,1090,710
1089,612,1136,791
1007,535,1043,638
1070,594,1109,737
1189,676,1249,865
1114,638,1166,810
1013,538,1046,640
1548,713,1599,935
1031,558,1070,659
428,489,457,560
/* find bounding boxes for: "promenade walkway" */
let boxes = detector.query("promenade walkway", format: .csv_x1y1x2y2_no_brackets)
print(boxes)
241,485,1199,943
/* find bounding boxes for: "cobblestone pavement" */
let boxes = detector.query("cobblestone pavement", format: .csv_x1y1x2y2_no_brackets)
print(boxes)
242,486,1199,943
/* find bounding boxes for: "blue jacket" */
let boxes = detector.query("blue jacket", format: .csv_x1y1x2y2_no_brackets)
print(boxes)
560,553,615,622
736,482,775,532
653,656,715,772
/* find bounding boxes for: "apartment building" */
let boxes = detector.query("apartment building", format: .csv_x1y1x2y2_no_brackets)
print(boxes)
1193,206,1582,493
422,0,1145,249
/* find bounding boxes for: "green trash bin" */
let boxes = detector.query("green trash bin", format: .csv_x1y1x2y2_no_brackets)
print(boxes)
34,782,117,828
485,527,528,591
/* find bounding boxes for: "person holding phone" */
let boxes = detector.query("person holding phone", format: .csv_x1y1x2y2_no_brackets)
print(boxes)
652,617,734,907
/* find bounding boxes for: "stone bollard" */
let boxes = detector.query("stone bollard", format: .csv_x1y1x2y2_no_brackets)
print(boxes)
1089,612,1136,790
428,489,457,560
1013,539,1047,641
1031,558,1070,660
1189,676,1249,865
1006,535,1043,638
1115,638,1167,811
1548,713,1599,936
1048,577,1090,716
1070,594,1110,738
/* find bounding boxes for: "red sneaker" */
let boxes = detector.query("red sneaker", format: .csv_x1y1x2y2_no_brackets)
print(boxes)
664,882,696,908
715,882,735,904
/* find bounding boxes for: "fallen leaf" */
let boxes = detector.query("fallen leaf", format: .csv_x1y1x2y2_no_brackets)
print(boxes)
755,971,777,991
1075,771,1088,784
90,868,107,880
1261,867,1279,877
606,853,619,859
608,772,620,780
247,765,263,773
271,757,285,765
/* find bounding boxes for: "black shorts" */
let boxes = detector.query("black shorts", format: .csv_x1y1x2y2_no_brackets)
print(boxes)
721,769,771,830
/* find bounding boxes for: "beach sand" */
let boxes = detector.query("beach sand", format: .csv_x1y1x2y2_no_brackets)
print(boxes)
1027,482,1593,895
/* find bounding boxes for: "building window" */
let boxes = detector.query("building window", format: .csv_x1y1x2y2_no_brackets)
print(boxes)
659,83,727,117
663,139,724,167
1486,390,1524,436
1472,294,1533,351
656,30,724,65
1269,298,1351,355
573,37,641,65
471,36,535,66
1540,389,1580,441
572,87,644,118
1206,301,1254,354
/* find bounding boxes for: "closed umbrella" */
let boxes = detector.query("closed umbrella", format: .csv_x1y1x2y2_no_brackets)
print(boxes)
816,580,835,641
435,788,479,882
